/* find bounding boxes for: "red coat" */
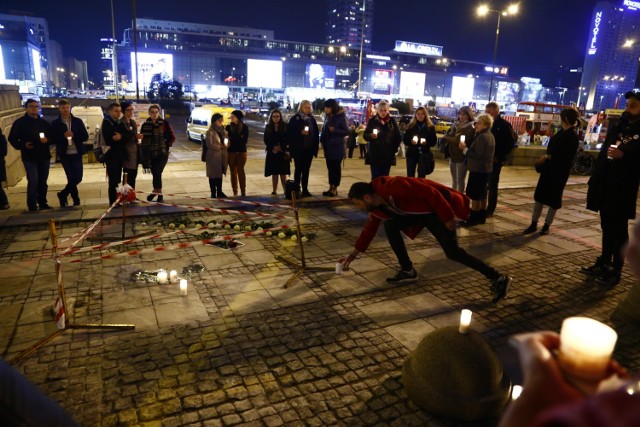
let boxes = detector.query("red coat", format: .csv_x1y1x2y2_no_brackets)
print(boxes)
354,176,470,252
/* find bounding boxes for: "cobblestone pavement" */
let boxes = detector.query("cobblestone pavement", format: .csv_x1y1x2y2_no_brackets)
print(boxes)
1,156,639,426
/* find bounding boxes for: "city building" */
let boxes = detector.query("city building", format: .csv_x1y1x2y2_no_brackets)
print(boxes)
326,0,373,51
580,0,640,110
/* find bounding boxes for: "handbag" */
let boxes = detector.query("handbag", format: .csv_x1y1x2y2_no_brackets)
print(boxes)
418,150,435,176
534,154,547,173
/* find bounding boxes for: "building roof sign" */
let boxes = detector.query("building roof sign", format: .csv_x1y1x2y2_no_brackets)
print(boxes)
394,40,443,57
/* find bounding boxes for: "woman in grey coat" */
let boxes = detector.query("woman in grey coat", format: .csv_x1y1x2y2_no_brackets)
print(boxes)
459,113,495,225
203,113,229,198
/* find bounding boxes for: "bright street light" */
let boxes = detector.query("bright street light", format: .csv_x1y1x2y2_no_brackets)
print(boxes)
623,39,635,48
476,3,519,101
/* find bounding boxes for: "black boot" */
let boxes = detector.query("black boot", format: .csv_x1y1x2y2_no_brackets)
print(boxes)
580,257,609,276
215,178,227,198
462,210,479,227
595,267,621,287
477,209,487,224
523,221,538,234
539,223,550,235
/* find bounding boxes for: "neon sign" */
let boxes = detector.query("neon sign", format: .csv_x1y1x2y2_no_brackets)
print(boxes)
624,0,640,10
588,11,603,55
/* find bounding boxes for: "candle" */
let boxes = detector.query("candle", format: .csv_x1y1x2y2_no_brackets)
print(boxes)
179,279,188,296
67,136,73,146
420,138,426,145
460,135,466,143
459,309,472,334
607,141,620,160
335,262,343,275
372,129,379,135
558,317,618,382
39,132,45,139
169,270,178,284
511,385,523,400
157,270,168,284
137,136,142,145
412,136,418,144
304,125,309,132
224,138,229,146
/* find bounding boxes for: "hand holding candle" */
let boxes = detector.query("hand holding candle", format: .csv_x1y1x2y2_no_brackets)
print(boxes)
420,138,426,145
459,309,472,334
223,137,229,147
558,317,618,382
335,262,343,275
412,136,418,145
372,129,379,138
67,136,73,146
459,134,467,150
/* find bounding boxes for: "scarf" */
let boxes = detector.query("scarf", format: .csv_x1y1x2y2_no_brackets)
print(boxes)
379,114,391,124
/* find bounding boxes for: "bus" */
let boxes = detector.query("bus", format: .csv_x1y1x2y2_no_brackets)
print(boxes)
514,101,575,136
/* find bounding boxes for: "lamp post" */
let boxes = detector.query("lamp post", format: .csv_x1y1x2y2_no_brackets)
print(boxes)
477,3,518,102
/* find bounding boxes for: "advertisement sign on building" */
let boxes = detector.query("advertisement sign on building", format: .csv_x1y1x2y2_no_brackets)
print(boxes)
247,59,282,88
372,69,393,95
305,63,335,89
588,10,603,55
394,40,443,57
399,71,425,98
130,52,173,90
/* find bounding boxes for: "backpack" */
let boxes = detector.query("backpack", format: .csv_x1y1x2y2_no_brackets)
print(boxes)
92,127,110,163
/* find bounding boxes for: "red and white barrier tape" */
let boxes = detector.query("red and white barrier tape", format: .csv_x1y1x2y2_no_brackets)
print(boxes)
58,198,123,256
63,224,294,264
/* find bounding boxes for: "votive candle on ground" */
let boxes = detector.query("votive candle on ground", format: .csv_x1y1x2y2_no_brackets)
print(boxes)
169,270,178,284
179,279,188,296
459,309,472,334
157,270,168,284
558,316,618,382
335,262,343,275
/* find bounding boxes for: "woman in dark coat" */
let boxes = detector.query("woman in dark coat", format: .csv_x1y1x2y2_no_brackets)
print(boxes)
363,100,402,179
0,128,8,209
524,109,580,235
320,99,349,197
402,106,437,178
263,109,290,195
287,100,319,197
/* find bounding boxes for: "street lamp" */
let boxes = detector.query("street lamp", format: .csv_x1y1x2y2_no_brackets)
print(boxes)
477,3,519,101
623,39,635,48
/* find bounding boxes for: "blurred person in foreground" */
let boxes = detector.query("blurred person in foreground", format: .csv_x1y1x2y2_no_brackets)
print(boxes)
339,177,511,303
583,90,640,287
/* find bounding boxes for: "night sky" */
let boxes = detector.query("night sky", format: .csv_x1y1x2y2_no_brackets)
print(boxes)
4,0,601,86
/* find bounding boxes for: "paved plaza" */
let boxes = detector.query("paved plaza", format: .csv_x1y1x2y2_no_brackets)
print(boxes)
0,152,639,426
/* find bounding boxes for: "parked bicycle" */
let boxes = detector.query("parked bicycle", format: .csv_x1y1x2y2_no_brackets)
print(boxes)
571,147,596,175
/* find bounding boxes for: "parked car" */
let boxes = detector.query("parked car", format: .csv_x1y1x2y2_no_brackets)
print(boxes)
434,121,453,134
186,104,235,143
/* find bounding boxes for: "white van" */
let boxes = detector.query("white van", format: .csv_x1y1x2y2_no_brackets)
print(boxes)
187,104,234,143
71,106,104,143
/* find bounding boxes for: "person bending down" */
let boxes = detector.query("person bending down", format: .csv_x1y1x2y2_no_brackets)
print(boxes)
339,176,512,303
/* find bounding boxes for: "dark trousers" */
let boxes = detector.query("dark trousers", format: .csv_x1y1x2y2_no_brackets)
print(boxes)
123,167,138,189
383,213,500,280
487,161,503,214
106,159,123,205
348,147,355,158
59,155,83,203
359,144,368,158
23,159,50,209
208,177,223,198
151,155,168,189
326,158,342,186
406,155,425,178
370,164,391,180
600,209,629,272
293,153,314,192
0,186,7,206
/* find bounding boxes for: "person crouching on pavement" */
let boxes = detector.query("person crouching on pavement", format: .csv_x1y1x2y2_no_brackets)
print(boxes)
339,177,512,303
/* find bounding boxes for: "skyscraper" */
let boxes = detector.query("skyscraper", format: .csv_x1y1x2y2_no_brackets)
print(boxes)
580,1,640,110
326,0,374,51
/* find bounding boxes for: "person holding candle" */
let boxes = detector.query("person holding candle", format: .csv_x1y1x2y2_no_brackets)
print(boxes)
226,110,249,197
263,109,290,196
140,104,176,203
441,106,476,192
523,109,580,236
499,330,639,427
101,103,127,206
583,90,640,287
320,99,349,197
402,106,437,178
0,127,9,210
8,99,53,211
363,100,402,179
203,113,229,198
459,113,495,226
287,100,319,197
51,99,88,207
339,177,511,303
120,102,141,191
486,102,518,217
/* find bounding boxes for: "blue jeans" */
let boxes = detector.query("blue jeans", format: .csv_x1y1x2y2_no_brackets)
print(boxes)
370,164,391,180
59,155,83,203
23,159,50,209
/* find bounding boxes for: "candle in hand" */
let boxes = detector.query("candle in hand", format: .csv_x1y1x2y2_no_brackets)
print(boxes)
157,270,168,284
460,135,466,143
179,279,188,296
372,129,378,136
304,126,309,132
67,136,73,146
412,136,418,144
459,309,472,334
420,138,426,145
558,317,618,382
224,138,229,146
39,132,45,139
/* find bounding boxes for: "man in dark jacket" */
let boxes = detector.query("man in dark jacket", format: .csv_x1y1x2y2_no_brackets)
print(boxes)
485,102,516,217
51,99,89,207
0,128,9,210
8,99,52,211
101,103,125,206
583,91,640,286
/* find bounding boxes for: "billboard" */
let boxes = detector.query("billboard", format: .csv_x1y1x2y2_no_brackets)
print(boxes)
394,40,443,57
31,48,41,82
0,45,4,81
372,69,393,95
451,76,474,102
247,59,282,88
399,71,425,98
305,63,335,89
131,52,173,90
496,82,520,103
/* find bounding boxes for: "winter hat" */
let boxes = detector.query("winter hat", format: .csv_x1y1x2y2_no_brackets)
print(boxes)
231,110,244,120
